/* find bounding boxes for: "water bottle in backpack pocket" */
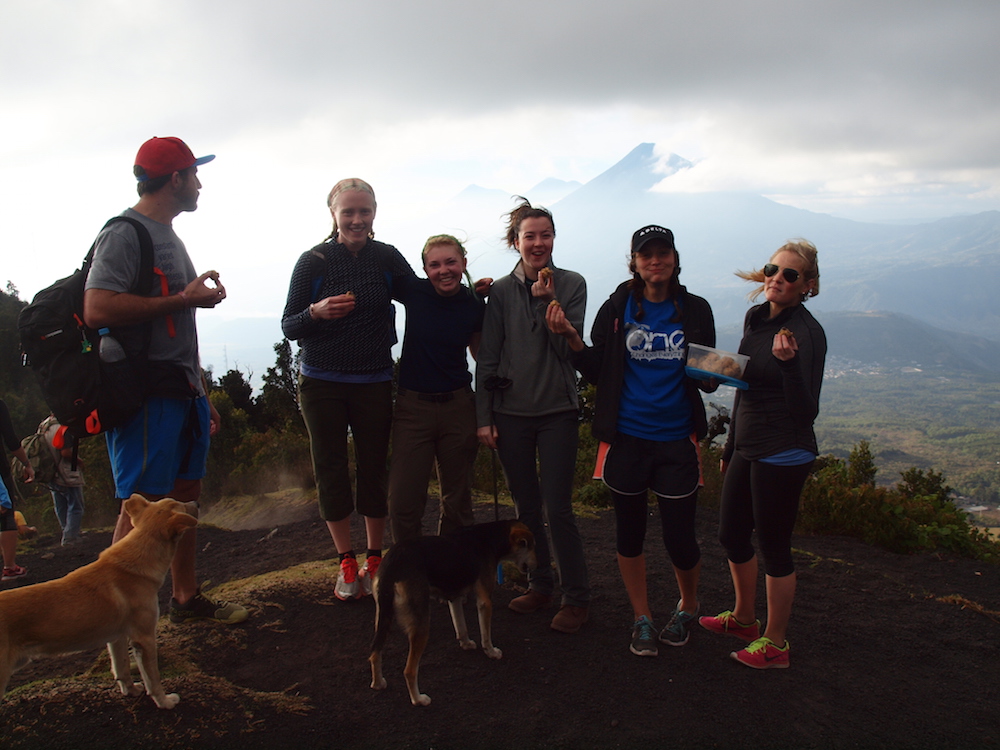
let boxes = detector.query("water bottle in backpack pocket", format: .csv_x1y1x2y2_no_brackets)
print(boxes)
95,328,146,431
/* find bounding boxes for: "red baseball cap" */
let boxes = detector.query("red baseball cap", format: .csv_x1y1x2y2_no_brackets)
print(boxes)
134,136,215,181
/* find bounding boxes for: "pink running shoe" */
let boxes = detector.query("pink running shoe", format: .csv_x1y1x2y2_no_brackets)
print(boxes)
2,565,27,581
335,556,361,601
359,555,381,596
699,610,761,643
731,636,790,669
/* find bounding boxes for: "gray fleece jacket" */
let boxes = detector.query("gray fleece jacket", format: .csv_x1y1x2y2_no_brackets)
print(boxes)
475,262,586,426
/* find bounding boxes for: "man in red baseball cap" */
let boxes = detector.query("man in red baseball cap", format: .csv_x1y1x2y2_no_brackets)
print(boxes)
133,136,216,182
82,137,247,626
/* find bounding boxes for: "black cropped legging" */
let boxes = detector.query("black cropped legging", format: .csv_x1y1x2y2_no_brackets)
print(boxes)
612,489,701,571
718,453,814,578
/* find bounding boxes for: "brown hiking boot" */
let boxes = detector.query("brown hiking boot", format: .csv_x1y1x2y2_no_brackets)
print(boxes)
551,604,589,634
508,589,553,614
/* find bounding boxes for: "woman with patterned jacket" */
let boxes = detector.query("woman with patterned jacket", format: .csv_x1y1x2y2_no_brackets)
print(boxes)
281,178,414,601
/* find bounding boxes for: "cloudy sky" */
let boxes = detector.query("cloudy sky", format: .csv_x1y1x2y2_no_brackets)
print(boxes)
3,0,999,356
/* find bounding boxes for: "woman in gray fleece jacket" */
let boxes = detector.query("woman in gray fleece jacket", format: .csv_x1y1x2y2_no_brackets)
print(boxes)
475,198,591,634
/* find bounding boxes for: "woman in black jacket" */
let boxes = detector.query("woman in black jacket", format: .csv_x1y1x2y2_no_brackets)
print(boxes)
699,240,826,670
547,225,716,657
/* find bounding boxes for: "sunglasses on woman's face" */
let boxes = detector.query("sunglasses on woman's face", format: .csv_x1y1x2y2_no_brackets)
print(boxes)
763,264,801,283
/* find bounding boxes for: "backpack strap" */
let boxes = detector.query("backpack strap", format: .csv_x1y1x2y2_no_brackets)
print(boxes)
84,216,161,359
83,216,155,292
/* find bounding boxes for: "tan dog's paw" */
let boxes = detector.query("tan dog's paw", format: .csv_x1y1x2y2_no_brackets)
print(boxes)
117,680,144,697
484,645,503,660
458,638,477,651
371,676,387,690
412,693,431,707
153,692,180,710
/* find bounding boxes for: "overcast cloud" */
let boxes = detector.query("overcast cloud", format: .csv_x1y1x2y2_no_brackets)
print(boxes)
3,0,999,325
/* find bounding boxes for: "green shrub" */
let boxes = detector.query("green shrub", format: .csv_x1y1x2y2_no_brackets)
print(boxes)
798,444,1000,562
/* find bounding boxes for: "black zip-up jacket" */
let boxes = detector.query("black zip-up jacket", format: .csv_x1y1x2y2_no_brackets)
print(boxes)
570,281,717,444
722,303,826,462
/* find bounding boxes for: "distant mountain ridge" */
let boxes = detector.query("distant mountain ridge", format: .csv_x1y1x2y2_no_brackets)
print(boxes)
439,142,1000,343
716,310,1000,376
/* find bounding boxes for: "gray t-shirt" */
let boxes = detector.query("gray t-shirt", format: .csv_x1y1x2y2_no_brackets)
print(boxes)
85,208,203,396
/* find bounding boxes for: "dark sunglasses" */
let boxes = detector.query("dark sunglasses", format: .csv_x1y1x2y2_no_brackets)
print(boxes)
763,263,801,283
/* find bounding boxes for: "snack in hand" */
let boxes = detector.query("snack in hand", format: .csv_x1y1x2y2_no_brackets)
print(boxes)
538,267,553,283
777,327,794,338
548,299,561,309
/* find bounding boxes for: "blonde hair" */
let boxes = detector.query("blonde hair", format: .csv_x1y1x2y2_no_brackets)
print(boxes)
421,234,475,291
736,239,820,303
325,178,377,241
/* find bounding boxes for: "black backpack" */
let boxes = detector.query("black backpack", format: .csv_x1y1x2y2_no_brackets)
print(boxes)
18,216,155,440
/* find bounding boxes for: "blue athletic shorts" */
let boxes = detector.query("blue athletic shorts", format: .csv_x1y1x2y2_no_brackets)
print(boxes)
106,396,210,499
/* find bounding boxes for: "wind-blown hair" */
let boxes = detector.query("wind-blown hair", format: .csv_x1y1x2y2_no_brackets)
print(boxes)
503,196,555,248
325,178,377,241
736,239,820,303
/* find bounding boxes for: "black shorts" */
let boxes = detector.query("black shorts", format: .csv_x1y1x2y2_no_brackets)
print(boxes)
596,432,702,500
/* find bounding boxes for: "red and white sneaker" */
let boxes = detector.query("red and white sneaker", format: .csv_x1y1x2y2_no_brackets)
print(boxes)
2,565,28,581
699,610,761,643
359,555,381,596
731,636,790,669
335,556,361,601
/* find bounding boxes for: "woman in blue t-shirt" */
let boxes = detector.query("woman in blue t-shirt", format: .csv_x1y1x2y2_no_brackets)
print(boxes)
547,225,717,657
387,235,486,542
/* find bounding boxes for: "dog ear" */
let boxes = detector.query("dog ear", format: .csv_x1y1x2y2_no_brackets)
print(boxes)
123,494,149,522
510,524,534,550
169,510,198,537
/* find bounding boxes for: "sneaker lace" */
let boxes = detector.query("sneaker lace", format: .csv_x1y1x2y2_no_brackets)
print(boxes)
635,617,655,641
341,558,358,583
665,610,688,633
745,637,771,654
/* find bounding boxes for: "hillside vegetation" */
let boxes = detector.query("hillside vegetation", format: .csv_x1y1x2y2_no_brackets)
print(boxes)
2,284,997,554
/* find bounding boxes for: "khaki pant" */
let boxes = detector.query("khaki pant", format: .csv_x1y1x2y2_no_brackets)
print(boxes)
388,387,478,541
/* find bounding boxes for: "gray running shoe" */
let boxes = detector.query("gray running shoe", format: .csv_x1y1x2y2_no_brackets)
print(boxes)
630,615,658,657
659,601,699,646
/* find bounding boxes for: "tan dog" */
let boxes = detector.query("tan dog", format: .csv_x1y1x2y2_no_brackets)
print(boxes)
369,520,536,706
0,495,197,709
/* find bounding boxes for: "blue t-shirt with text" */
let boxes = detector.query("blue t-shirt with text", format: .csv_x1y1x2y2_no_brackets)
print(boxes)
616,296,693,441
